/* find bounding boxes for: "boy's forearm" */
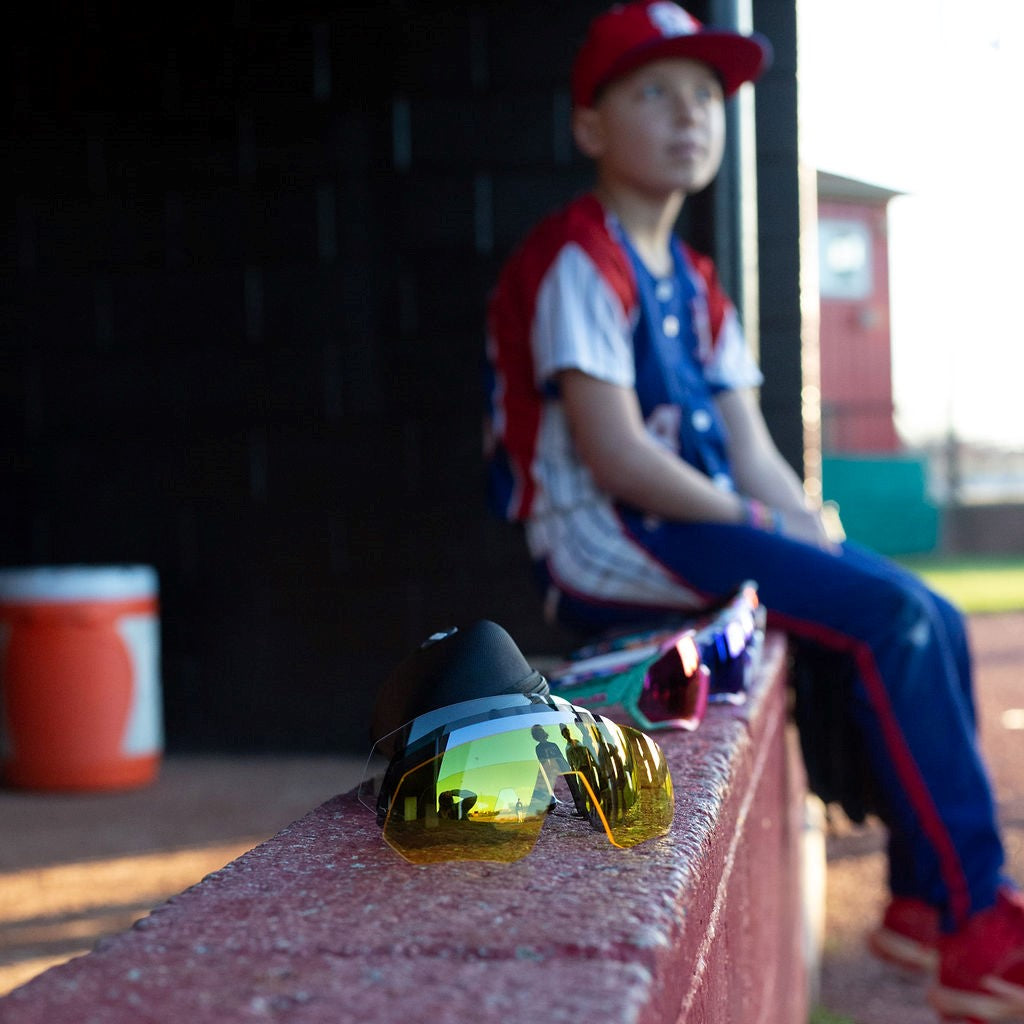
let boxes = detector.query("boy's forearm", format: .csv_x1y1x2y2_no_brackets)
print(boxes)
562,369,748,524
715,388,814,512
598,435,749,524
731,445,811,512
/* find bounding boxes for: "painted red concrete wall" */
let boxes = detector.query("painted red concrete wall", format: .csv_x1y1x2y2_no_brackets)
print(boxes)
0,635,807,1024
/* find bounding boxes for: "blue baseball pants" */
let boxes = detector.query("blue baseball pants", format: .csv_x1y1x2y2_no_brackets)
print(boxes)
538,512,1006,931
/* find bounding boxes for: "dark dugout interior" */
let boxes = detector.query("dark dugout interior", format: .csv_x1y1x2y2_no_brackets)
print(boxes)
2,2,803,753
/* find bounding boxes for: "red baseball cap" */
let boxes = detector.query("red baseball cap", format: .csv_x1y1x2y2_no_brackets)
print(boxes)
571,1,772,107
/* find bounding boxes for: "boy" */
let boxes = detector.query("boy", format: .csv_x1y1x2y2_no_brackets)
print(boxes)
483,2,1024,1019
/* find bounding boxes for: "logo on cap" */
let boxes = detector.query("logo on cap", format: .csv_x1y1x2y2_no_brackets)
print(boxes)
648,1,699,38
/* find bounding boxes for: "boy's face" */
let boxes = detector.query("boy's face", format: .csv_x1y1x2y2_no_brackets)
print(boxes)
574,57,726,201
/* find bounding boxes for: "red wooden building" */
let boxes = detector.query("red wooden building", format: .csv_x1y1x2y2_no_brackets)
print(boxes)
816,171,940,554
816,170,902,454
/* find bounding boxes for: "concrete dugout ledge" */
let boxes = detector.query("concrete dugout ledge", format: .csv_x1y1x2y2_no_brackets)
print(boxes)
1,633,809,1024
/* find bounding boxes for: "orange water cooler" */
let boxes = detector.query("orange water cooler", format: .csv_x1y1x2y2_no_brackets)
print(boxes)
0,565,163,791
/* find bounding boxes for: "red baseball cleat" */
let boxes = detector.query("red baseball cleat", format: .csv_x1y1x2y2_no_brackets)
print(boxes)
929,888,1024,1022
868,897,940,973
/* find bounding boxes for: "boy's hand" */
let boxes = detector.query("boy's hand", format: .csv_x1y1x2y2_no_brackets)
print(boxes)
777,505,841,552
820,500,846,543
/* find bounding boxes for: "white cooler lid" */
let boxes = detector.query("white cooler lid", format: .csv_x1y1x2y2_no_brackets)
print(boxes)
0,565,159,602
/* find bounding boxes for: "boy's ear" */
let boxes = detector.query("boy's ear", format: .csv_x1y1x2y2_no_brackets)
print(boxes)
572,106,605,159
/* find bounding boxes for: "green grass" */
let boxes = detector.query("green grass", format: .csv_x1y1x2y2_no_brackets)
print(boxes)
810,1009,856,1024
895,554,1024,614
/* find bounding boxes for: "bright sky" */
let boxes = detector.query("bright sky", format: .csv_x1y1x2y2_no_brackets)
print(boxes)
798,0,1024,447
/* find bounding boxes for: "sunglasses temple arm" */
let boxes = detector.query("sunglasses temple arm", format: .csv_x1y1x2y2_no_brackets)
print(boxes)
554,663,645,714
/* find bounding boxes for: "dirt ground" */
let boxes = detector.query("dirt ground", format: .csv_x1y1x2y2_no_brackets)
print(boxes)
1,612,1022,1022
0,755,364,996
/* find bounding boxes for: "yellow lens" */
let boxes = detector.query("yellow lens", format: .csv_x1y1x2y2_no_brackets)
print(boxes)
383,746,553,864
380,715,673,863
580,720,675,849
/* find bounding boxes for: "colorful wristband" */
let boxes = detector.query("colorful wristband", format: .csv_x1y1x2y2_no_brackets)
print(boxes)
743,499,782,533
